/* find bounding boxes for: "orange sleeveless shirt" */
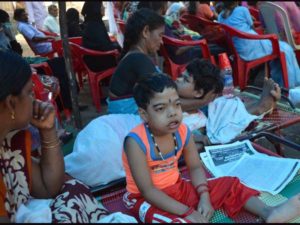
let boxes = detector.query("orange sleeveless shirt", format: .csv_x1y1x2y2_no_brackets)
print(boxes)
122,123,191,194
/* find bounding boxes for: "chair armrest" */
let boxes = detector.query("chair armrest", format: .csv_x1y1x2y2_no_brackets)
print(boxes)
221,24,281,55
80,47,120,58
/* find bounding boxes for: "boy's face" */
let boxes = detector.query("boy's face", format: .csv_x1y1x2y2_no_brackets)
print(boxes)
176,71,219,105
139,87,183,135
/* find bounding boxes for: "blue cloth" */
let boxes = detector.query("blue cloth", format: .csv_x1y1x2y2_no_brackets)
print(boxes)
107,97,138,114
218,6,300,88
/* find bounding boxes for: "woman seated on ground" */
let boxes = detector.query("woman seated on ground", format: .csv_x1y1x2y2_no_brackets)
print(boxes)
107,8,165,114
218,1,300,89
0,51,108,223
81,1,121,72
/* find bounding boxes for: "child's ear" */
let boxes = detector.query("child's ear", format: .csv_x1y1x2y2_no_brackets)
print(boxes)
194,89,204,99
138,108,149,122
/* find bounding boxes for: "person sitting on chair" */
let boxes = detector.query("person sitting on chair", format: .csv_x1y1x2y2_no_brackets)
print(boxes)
13,8,55,55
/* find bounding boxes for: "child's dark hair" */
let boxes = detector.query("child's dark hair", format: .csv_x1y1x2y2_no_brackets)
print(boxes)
120,8,165,59
186,58,224,97
133,73,177,110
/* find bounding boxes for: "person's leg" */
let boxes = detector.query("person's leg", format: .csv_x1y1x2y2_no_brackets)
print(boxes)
243,194,300,223
246,77,281,116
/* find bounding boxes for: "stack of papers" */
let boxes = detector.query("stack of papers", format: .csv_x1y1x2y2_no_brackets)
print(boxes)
200,140,300,195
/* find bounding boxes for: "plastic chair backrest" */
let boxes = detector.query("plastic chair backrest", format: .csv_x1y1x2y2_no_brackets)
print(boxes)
69,42,119,74
180,14,227,47
161,35,216,80
52,37,82,57
259,2,299,49
116,19,125,34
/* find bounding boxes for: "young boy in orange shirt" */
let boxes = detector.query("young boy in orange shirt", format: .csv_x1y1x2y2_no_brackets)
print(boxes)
122,73,300,223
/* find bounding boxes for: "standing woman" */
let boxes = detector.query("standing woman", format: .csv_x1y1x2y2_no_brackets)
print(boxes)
218,1,300,89
0,51,108,223
107,8,165,114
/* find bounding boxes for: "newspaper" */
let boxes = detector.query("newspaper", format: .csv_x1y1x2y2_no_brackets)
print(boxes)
200,140,300,195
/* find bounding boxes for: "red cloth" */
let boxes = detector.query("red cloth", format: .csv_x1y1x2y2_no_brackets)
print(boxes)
123,176,259,223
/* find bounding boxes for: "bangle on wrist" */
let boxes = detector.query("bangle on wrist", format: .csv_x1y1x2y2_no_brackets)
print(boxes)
42,141,61,150
41,138,60,145
180,207,195,218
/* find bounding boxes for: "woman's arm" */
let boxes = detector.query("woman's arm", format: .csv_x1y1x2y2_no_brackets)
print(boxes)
30,100,64,198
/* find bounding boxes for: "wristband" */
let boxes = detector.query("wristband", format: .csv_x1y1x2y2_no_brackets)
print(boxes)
195,183,208,191
197,188,209,197
180,207,195,218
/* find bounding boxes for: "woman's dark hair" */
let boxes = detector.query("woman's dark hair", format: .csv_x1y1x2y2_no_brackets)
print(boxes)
81,1,103,21
188,1,197,15
0,51,32,101
186,58,223,97
120,8,165,59
0,9,9,23
13,8,25,21
66,8,80,23
133,73,177,110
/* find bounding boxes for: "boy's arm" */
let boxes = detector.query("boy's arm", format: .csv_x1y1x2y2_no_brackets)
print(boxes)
183,134,214,220
125,137,205,221
180,97,207,112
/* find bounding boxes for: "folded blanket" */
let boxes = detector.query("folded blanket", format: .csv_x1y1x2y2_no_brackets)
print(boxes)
206,96,258,144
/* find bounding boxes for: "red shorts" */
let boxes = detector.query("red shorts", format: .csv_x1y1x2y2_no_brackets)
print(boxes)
123,177,259,223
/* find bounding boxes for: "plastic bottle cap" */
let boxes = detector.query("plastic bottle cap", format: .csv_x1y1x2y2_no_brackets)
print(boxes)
218,53,231,70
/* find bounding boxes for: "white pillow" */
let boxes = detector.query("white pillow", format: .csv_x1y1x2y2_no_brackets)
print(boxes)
64,114,142,187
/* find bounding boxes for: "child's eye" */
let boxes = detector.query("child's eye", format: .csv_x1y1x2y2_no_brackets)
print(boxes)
155,107,164,112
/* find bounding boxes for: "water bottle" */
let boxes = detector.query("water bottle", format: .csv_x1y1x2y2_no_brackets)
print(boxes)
221,67,234,96
218,53,234,96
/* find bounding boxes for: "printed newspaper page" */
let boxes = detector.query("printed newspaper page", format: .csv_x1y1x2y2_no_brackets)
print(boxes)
200,140,300,195
226,154,300,195
204,140,259,177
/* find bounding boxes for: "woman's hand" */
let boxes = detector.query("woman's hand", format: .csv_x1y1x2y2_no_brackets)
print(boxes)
197,194,215,221
30,99,56,130
185,209,209,223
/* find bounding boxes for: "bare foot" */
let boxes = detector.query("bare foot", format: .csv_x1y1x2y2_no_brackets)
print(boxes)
266,194,300,223
255,78,281,115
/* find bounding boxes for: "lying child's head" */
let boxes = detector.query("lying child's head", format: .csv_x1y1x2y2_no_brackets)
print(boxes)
176,58,224,105
133,73,183,134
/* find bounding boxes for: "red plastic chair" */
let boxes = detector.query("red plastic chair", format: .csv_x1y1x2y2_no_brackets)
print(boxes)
248,7,264,35
220,23,289,90
23,35,56,59
52,37,86,88
52,37,82,57
38,28,59,37
180,14,228,48
30,62,71,121
69,43,120,112
160,35,216,80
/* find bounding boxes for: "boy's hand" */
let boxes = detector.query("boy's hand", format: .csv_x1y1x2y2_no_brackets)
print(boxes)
197,194,215,221
185,210,208,223
30,99,56,130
